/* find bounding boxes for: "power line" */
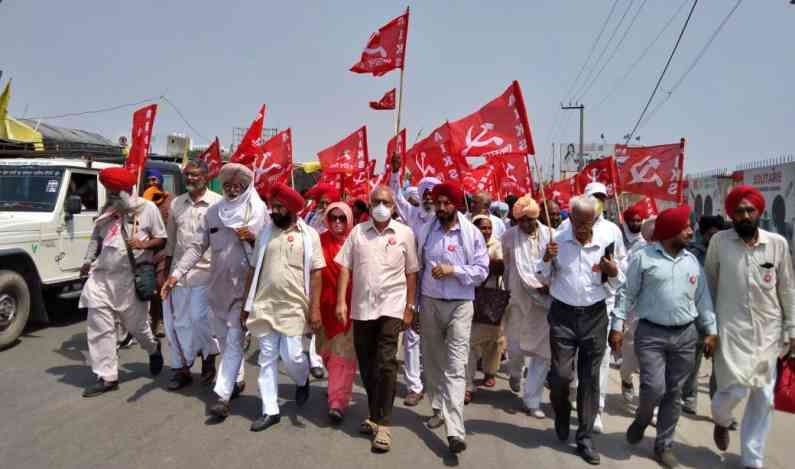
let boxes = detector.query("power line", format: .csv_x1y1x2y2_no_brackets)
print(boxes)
624,0,699,143
25,96,161,120
575,0,648,103
572,0,638,102
593,0,690,112
637,0,743,130
160,95,210,144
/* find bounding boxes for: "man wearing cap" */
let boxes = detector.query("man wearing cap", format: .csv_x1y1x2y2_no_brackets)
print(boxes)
390,154,439,407
78,167,166,397
537,194,623,465
335,185,419,452
706,185,795,469
416,182,489,454
242,183,324,432
161,160,223,390
609,205,717,468
163,163,268,419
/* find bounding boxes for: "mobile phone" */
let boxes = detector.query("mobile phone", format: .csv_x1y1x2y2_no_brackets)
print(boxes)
602,242,615,283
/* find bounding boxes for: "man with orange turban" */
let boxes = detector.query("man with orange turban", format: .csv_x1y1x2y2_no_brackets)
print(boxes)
610,205,717,468
706,185,795,469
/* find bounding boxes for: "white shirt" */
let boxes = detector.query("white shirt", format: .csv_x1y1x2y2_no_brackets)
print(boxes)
537,220,625,307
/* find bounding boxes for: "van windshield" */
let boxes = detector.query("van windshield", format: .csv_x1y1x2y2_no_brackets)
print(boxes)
0,166,64,212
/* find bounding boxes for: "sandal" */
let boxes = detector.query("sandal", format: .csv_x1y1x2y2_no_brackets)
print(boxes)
482,375,496,388
372,426,391,452
359,419,378,436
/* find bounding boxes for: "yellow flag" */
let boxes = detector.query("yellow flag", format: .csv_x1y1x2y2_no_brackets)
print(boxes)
301,161,322,173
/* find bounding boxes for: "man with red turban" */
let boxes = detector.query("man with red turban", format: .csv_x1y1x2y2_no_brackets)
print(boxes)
242,183,325,432
609,205,717,468
706,185,795,469
79,167,166,397
622,197,657,251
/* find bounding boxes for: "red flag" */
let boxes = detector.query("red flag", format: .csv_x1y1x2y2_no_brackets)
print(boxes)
253,129,293,195
370,88,396,110
230,104,267,166
404,123,470,185
541,177,579,210
125,104,158,174
576,157,620,197
384,128,407,179
490,154,534,199
615,141,685,202
461,163,498,197
317,126,368,175
346,160,379,201
350,10,409,76
448,81,535,158
198,137,222,179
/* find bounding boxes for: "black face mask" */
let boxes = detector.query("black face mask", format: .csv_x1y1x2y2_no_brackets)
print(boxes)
733,219,758,240
271,213,293,229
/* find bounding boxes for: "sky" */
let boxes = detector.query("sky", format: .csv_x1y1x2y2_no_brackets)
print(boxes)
1,1,793,178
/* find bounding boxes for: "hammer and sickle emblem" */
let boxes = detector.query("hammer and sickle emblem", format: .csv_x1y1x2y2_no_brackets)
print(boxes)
416,152,433,176
463,123,504,156
363,34,387,58
629,156,663,187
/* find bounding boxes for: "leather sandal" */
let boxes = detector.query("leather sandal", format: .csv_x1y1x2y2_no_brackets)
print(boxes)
372,426,391,452
359,419,378,436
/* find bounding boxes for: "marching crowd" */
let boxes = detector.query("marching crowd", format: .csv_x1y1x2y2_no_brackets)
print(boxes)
76,155,794,469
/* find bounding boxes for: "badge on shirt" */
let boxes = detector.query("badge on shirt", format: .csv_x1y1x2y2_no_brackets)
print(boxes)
448,244,457,252
764,273,772,283
689,275,697,285
287,235,295,242
388,237,397,246
591,264,601,273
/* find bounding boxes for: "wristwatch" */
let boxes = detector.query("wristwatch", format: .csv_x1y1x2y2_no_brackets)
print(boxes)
407,304,418,313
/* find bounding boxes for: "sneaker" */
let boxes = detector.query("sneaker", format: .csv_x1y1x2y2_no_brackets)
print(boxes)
621,380,634,403
655,448,680,469
593,412,604,434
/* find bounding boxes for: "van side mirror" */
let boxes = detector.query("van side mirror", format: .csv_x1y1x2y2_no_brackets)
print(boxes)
65,195,83,218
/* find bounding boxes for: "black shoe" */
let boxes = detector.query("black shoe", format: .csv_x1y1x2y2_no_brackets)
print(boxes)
713,424,730,451
200,354,217,385
577,444,601,465
626,419,646,445
250,414,280,432
117,333,135,350
149,343,164,376
328,408,344,425
295,378,310,407
231,381,246,400
310,366,325,379
82,378,119,398
209,398,231,420
167,370,193,391
681,404,697,415
448,436,467,454
554,413,571,442
655,448,679,469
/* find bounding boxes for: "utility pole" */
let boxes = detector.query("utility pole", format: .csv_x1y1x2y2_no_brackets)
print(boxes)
561,103,585,170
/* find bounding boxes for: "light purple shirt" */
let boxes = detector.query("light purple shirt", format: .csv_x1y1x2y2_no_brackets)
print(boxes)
420,221,489,301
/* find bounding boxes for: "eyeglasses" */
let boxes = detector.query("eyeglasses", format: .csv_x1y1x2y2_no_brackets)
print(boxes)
329,215,347,223
734,207,757,215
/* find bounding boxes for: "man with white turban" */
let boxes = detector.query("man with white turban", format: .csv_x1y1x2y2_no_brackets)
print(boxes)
502,196,552,418
163,163,269,419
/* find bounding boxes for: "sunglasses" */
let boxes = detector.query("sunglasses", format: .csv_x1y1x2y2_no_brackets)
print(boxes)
329,215,347,223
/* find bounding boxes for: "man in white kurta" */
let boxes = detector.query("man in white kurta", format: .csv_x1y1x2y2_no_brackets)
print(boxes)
164,164,267,419
163,160,222,390
502,196,552,419
79,167,166,397
706,185,795,469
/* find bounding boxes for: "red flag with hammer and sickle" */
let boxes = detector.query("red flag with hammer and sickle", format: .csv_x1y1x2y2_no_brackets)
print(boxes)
318,126,368,175
541,176,579,210
125,104,158,175
229,104,267,166
461,163,498,198
370,88,396,110
350,10,409,77
404,123,471,186
198,137,222,179
615,141,685,202
576,156,621,197
253,128,293,195
448,81,536,158
490,153,534,199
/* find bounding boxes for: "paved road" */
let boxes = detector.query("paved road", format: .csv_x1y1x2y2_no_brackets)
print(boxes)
1,301,792,469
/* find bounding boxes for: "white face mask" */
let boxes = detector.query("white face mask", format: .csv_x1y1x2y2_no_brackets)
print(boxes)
371,203,392,223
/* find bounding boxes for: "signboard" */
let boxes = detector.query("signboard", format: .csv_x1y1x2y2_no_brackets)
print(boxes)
558,143,615,176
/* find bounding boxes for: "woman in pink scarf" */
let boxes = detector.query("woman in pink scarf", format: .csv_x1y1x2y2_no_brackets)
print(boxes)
316,201,357,423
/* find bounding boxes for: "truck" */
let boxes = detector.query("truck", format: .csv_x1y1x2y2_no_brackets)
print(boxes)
0,156,185,349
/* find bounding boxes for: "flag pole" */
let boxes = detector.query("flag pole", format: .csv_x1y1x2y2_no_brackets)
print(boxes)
529,153,554,238
394,6,409,138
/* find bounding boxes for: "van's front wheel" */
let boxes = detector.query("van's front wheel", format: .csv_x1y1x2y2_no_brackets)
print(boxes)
0,270,30,350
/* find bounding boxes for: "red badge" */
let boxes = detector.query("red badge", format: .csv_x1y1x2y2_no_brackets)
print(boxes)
764,273,772,283
448,244,457,252
287,235,294,242
388,238,397,246
592,264,601,273
689,275,697,285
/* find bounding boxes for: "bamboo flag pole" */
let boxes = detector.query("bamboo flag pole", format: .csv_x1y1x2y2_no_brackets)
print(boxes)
529,153,554,238
394,6,409,139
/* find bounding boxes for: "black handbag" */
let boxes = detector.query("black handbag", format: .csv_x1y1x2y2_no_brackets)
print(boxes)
120,219,157,301
473,275,510,325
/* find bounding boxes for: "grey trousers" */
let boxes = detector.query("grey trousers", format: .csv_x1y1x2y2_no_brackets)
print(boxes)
420,296,473,440
634,320,697,451
682,336,718,408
